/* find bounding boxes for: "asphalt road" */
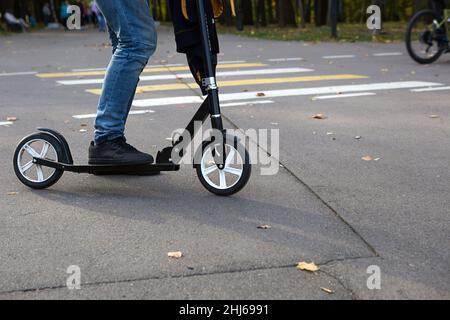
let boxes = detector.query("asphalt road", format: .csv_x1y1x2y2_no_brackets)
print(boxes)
0,26,449,300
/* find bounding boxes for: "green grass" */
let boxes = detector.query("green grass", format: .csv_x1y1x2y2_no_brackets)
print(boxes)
217,22,407,43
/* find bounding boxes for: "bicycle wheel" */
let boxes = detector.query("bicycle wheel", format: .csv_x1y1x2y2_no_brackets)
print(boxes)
406,10,445,64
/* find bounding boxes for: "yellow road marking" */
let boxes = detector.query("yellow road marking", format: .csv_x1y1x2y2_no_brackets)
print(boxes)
86,74,369,95
35,63,267,78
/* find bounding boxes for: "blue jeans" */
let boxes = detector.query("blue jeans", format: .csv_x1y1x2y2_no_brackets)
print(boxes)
94,0,157,144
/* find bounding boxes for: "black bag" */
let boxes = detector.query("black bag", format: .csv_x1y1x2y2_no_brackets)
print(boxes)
168,0,235,95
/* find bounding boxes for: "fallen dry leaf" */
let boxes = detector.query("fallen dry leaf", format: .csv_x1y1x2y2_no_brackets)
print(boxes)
168,251,183,259
361,155,373,161
312,113,326,120
256,92,266,97
429,115,439,119
80,123,87,127
79,129,87,133
320,287,334,294
257,224,272,230
6,117,17,122
297,261,319,272
355,136,362,140
7,192,18,196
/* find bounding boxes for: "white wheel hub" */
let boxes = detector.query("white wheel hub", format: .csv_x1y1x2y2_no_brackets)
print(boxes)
17,139,58,183
200,143,244,190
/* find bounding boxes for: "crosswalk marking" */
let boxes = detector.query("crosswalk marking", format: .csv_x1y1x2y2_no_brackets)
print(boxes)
57,68,314,86
221,100,274,107
411,86,450,92
373,52,403,57
0,121,14,126
86,74,368,95
322,55,356,59
132,81,442,107
312,92,376,100
0,71,37,77
73,109,155,119
36,63,267,78
268,57,304,62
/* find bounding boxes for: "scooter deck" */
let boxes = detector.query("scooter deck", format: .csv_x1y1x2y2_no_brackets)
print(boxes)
33,158,180,175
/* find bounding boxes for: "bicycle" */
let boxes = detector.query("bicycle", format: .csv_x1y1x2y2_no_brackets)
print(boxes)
406,9,450,64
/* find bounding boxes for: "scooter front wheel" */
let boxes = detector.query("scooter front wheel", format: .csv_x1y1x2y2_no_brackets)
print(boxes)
13,133,64,189
196,139,251,196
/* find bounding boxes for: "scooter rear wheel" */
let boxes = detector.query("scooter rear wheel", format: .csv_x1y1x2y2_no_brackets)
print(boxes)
13,133,64,189
196,139,251,196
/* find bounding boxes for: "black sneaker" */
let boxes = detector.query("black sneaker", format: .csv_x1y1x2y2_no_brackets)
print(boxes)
89,137,154,165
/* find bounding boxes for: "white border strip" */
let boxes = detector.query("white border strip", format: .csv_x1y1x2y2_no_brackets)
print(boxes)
411,86,450,92
221,100,274,107
373,52,403,57
0,71,37,77
73,109,155,119
71,64,184,72
133,81,442,107
322,55,356,59
58,68,314,85
268,58,304,62
312,92,376,100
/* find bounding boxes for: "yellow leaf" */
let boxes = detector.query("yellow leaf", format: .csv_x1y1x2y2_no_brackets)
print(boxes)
312,113,326,120
168,251,183,258
361,155,373,161
256,92,266,97
321,287,334,294
7,192,18,196
297,261,319,272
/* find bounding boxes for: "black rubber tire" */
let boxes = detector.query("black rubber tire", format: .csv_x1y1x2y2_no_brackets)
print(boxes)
406,10,444,64
196,139,251,196
13,133,65,189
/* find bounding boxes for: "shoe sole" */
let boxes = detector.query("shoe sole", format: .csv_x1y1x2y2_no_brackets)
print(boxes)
88,158,154,166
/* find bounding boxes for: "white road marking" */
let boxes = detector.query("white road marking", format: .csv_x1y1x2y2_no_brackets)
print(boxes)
373,52,403,57
322,55,356,59
132,81,442,107
312,92,376,100
71,67,106,72
57,68,314,85
0,71,37,77
220,60,247,64
71,63,184,72
0,121,14,126
221,100,274,107
73,109,155,119
268,57,304,62
410,86,450,92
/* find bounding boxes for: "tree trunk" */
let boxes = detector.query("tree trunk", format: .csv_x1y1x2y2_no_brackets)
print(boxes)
256,0,267,26
315,0,328,26
298,0,306,28
266,0,274,23
242,0,254,25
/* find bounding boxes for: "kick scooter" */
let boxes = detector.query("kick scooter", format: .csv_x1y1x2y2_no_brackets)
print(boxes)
13,0,251,196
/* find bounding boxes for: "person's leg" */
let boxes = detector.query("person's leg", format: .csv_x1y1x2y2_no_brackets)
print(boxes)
94,0,156,145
